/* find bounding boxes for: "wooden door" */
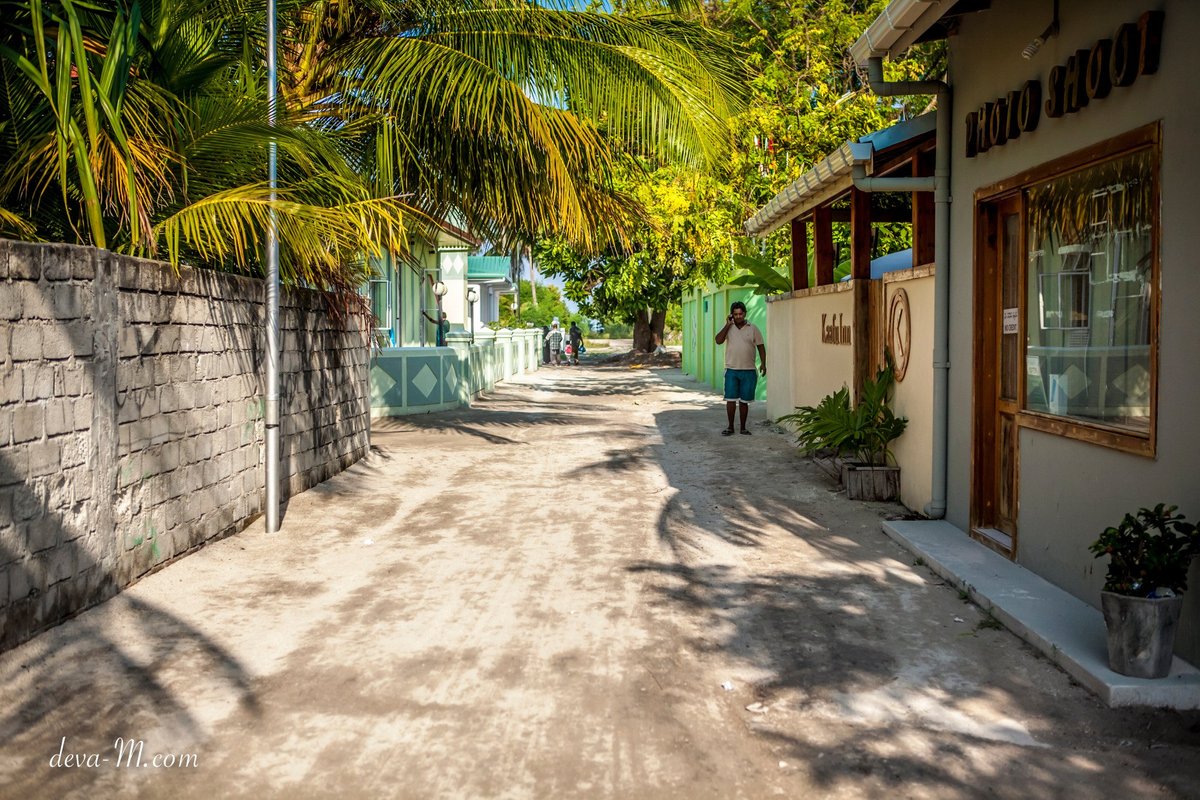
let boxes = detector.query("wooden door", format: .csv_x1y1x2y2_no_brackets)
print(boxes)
972,194,1022,557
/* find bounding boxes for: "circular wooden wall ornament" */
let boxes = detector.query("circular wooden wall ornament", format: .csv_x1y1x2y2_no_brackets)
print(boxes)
887,289,911,382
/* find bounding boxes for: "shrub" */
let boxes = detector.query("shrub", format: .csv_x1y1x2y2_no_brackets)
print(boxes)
1089,504,1199,597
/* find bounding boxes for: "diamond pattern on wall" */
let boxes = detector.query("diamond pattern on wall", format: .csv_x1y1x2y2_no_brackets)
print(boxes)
1060,364,1090,400
1112,364,1150,401
412,364,438,398
371,364,396,397
445,361,459,393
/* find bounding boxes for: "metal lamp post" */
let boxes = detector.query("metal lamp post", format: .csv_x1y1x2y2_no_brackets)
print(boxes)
432,280,448,346
265,0,281,533
466,286,478,344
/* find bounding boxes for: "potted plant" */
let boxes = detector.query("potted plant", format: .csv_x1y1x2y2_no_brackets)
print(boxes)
1088,504,1199,678
778,362,908,501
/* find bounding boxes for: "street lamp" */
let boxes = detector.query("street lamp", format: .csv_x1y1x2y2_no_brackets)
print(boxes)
264,0,281,532
466,286,479,344
432,280,448,346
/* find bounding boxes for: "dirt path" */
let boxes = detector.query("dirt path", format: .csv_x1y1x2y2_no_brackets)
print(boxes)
0,365,1197,799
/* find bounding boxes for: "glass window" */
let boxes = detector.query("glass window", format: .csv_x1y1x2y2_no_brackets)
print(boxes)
368,278,393,346
1024,148,1154,434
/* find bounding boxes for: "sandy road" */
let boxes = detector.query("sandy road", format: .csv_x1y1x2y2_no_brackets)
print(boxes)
0,364,1197,799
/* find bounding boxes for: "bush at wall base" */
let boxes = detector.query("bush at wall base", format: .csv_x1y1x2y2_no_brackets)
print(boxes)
1089,504,1199,679
778,361,907,503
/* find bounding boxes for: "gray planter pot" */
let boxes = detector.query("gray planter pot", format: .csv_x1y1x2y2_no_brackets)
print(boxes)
1100,591,1184,679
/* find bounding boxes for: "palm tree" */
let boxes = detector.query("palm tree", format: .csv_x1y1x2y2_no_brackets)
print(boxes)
1,0,412,291
1,0,746,291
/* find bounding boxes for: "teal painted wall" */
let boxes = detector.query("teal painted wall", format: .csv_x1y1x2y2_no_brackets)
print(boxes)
681,285,768,402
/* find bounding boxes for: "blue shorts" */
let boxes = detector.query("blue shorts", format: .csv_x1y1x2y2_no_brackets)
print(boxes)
724,369,758,403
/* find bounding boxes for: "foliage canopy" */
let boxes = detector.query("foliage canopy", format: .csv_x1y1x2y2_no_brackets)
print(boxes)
0,0,747,294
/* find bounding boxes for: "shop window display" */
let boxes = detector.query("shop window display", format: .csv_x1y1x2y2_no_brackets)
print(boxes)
1024,148,1155,434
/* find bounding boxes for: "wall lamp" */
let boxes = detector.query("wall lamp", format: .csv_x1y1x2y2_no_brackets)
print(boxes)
1023,0,1059,60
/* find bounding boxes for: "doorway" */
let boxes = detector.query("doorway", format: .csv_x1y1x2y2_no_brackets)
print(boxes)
971,194,1022,558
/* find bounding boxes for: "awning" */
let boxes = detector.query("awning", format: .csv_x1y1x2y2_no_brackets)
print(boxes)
850,0,989,65
467,256,514,282
744,142,873,238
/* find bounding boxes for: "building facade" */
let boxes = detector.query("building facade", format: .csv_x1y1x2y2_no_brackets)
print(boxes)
854,0,1200,664
365,228,539,417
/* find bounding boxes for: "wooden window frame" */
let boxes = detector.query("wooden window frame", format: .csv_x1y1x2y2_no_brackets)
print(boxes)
973,122,1161,458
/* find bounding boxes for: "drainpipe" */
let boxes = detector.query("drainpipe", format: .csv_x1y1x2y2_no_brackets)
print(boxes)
855,57,951,519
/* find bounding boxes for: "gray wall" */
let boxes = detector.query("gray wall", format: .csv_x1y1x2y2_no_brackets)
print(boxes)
946,0,1200,661
0,240,370,650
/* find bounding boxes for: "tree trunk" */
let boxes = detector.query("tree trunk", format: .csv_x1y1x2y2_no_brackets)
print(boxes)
632,308,667,353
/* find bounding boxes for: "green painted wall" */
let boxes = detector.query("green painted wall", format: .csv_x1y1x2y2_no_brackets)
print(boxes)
367,249,443,348
681,285,768,402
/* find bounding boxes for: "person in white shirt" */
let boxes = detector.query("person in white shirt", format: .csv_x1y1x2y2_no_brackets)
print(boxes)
714,301,766,435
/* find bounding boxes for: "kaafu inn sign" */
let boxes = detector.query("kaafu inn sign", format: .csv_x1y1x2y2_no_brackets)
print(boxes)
965,10,1163,158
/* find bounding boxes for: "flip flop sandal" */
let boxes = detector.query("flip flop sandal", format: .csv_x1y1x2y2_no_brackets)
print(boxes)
740,430,752,435
721,429,734,436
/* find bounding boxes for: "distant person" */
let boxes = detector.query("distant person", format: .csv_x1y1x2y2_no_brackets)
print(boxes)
714,301,766,436
541,324,551,363
567,322,584,365
545,320,564,366
422,310,450,346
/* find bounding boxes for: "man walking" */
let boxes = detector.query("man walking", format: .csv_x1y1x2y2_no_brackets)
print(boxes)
714,301,766,435
545,319,565,366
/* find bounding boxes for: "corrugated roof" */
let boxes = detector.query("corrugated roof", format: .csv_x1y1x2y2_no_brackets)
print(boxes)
744,142,874,238
467,256,512,280
850,0,957,64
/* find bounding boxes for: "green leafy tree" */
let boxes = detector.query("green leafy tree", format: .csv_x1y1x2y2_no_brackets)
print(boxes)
711,0,944,279
496,281,579,330
540,0,944,344
536,161,739,350
1,0,748,296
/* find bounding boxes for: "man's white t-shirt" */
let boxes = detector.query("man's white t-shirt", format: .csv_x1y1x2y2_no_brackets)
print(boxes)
724,323,763,370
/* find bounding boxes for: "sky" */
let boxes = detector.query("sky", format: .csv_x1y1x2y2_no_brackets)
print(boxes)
528,257,579,313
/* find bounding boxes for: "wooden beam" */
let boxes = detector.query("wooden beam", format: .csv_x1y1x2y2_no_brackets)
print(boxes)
913,151,936,266
813,205,835,286
850,187,872,281
853,282,870,403
790,218,808,291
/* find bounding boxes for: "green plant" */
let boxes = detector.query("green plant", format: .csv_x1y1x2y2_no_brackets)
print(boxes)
777,385,856,456
1089,504,1199,598
726,252,793,295
776,361,908,466
2,0,746,289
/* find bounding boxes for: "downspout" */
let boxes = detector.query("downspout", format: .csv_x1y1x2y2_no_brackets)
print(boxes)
854,57,951,519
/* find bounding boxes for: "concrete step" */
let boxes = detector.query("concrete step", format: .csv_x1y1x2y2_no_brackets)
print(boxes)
883,520,1200,709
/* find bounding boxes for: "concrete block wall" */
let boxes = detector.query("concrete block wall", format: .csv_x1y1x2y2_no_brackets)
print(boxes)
0,239,370,650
